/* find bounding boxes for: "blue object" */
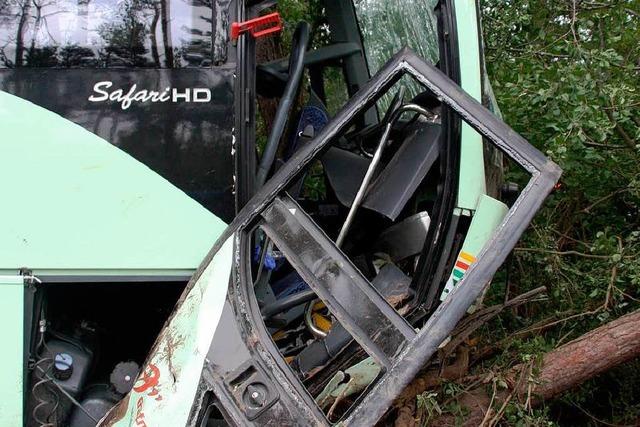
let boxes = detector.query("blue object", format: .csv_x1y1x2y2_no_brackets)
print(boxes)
285,105,329,160
271,271,310,299
254,245,276,271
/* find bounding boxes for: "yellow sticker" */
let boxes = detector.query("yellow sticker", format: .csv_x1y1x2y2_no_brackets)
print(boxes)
459,251,477,263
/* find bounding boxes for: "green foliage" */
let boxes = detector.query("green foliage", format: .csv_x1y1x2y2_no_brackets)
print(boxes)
557,359,640,425
482,0,640,332
274,1,639,423
484,0,639,217
278,0,327,48
480,0,640,424
98,0,149,66
416,392,442,426
503,403,556,427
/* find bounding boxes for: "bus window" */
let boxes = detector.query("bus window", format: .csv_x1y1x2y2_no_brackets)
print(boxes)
0,0,222,68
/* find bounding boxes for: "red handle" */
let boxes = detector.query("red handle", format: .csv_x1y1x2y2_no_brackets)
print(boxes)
231,12,283,40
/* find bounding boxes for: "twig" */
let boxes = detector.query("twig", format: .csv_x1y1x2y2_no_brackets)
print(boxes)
524,363,534,412
523,309,602,332
556,328,576,347
443,287,547,358
570,0,579,44
488,389,514,427
514,247,632,259
551,229,590,247
488,361,532,426
615,288,640,303
479,381,497,427
580,189,629,213
583,141,630,149
568,398,637,427
472,311,576,363
603,101,638,149
603,264,618,310
626,8,640,19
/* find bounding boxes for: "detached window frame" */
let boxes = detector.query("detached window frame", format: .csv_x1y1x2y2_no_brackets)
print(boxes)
201,48,560,426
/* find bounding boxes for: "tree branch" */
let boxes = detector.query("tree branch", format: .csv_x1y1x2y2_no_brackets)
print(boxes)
433,309,640,426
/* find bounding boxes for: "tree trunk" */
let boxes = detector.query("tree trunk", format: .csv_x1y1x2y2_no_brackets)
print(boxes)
14,0,31,67
150,1,161,67
530,309,640,401
399,309,640,426
160,0,173,68
459,310,640,426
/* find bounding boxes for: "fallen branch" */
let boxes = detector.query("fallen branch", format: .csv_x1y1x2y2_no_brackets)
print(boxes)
391,288,547,427
438,309,640,426
514,247,632,260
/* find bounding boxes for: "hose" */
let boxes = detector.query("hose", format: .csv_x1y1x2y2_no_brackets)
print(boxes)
30,315,98,425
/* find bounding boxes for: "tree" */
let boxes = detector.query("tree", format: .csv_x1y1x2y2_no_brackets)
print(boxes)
375,1,640,425
13,0,30,66
99,0,150,67
389,1,640,424
176,0,214,67
58,44,96,67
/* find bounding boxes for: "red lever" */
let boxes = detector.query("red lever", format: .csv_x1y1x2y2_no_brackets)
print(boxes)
231,12,283,41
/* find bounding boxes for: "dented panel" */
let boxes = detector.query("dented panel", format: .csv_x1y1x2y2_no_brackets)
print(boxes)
102,237,234,426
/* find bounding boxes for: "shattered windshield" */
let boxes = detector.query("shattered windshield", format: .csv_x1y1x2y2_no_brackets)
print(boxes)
354,0,439,106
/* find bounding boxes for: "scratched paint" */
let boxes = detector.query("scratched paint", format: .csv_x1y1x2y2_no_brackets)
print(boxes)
135,397,146,427
133,364,163,402
102,236,234,427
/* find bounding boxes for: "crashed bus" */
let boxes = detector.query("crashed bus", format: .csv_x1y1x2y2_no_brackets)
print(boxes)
0,0,560,425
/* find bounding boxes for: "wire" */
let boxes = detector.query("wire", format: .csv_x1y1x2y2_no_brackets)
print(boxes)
30,314,98,425
31,358,58,427
34,365,99,424
31,313,59,427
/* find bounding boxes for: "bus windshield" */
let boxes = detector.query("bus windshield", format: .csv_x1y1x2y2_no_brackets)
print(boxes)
354,0,439,106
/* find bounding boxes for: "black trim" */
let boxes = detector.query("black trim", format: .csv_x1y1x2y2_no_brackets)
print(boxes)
15,274,192,283
412,0,462,314
22,273,35,424
255,23,310,187
475,0,488,107
234,1,257,209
